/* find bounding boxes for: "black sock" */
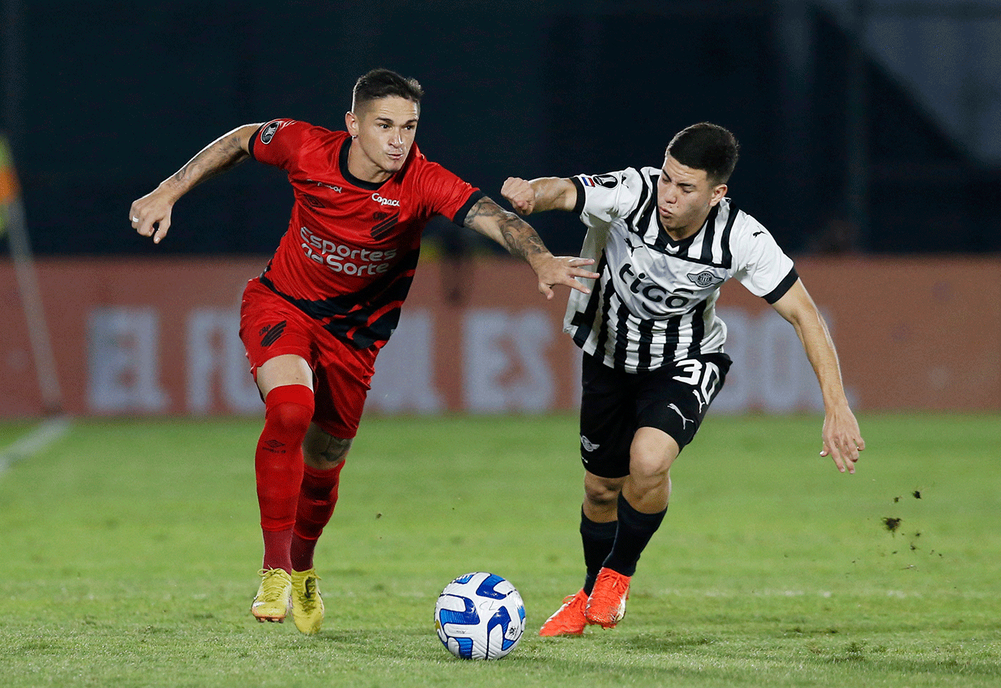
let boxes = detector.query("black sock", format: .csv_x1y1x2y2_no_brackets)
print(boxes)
580,509,617,594
602,493,667,577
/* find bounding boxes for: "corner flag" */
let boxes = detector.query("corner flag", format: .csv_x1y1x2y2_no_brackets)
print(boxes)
0,132,63,413
0,134,21,236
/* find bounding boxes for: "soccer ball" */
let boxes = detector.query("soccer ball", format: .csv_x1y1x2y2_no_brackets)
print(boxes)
434,572,526,660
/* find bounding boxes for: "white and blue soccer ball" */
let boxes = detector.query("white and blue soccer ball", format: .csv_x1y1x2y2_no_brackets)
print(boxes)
434,572,526,660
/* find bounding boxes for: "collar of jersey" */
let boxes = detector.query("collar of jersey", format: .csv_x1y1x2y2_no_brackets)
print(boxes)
648,204,718,254
338,135,416,191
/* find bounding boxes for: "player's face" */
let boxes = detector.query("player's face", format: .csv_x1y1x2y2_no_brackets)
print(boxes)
345,96,420,182
656,154,727,238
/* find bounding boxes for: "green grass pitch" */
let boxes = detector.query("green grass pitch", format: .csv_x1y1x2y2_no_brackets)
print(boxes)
1,413,999,687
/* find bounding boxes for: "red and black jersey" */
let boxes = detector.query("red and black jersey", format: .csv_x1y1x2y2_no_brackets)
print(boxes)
248,118,483,350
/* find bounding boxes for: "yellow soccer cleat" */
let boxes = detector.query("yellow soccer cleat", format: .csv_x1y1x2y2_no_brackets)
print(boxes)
538,588,589,637
251,568,292,623
291,568,325,635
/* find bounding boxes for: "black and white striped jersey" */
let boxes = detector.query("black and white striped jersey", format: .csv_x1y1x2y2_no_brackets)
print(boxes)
564,166,798,373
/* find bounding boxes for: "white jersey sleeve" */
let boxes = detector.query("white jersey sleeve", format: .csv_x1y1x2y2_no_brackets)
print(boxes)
573,169,646,227
730,214,797,302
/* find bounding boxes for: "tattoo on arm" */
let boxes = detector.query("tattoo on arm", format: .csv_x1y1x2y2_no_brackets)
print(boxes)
464,196,548,260
171,129,250,190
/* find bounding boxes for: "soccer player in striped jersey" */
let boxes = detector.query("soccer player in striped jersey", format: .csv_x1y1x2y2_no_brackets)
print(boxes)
502,122,864,636
129,68,597,634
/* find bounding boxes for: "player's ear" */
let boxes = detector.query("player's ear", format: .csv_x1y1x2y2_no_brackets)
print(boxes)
710,183,727,207
345,111,359,139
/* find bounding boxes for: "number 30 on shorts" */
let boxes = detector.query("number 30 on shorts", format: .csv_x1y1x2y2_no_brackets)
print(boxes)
672,359,723,411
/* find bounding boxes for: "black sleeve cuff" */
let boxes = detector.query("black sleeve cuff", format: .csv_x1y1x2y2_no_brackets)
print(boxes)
452,190,486,225
763,266,799,304
571,177,586,215
248,123,268,160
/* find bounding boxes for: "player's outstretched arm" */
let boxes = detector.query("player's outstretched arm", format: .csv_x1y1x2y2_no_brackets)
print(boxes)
770,279,865,473
463,195,598,300
129,123,261,244
501,177,577,215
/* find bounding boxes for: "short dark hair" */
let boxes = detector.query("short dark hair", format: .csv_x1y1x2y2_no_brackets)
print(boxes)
352,68,424,113
666,122,739,185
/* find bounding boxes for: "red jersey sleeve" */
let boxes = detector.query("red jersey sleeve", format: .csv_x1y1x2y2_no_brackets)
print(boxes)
249,119,331,175
410,154,484,225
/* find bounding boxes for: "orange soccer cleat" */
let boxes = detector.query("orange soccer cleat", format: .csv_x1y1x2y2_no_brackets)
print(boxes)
538,588,589,637
584,568,631,628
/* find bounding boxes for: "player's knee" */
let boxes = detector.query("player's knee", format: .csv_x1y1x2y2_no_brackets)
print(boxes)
327,437,352,462
629,455,671,481
303,429,352,468
266,401,313,440
629,435,678,481
584,480,620,509
264,386,315,438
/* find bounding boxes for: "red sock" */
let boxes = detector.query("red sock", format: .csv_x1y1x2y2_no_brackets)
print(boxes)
290,462,345,571
255,384,314,573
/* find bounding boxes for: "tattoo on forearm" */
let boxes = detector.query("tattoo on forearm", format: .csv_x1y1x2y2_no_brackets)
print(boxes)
465,197,547,259
172,131,249,188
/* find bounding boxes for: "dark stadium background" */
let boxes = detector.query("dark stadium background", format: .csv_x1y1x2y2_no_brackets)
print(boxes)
2,0,999,258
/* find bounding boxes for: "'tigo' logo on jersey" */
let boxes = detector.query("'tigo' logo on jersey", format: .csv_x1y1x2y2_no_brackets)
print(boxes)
618,262,694,315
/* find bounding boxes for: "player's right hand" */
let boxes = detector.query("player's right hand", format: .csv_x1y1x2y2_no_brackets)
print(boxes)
501,177,536,215
129,188,174,245
820,404,865,474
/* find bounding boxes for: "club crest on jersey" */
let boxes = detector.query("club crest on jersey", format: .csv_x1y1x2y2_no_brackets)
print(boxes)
260,121,280,144
371,211,400,240
687,270,724,288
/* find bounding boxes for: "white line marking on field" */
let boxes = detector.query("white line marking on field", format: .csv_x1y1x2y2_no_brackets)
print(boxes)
0,416,72,476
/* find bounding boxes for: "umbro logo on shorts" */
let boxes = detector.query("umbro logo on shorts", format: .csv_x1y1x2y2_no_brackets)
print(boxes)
260,320,287,347
581,435,600,452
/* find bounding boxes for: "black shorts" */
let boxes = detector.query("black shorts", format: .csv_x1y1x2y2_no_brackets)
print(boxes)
579,351,732,478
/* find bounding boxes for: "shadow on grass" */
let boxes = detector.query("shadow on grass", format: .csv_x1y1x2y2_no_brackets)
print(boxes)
624,633,719,652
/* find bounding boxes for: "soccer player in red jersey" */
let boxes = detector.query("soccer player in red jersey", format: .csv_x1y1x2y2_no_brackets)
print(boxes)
129,68,598,634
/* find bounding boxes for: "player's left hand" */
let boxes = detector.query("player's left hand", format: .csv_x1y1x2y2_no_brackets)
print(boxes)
501,177,536,215
820,404,865,473
532,255,599,300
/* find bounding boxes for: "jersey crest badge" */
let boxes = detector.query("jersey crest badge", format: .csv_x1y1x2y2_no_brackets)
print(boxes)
687,271,724,288
370,212,400,240
260,121,280,144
